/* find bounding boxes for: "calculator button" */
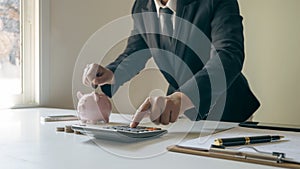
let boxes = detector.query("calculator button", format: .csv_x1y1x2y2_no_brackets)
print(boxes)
102,126,165,136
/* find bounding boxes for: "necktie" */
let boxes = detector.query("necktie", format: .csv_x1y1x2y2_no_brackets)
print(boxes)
159,7,173,37
159,7,174,49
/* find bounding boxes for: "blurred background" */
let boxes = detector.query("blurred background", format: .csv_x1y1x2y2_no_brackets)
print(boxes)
1,0,299,125
0,0,21,96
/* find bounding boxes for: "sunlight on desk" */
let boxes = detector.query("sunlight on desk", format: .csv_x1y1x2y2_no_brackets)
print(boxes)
0,108,279,169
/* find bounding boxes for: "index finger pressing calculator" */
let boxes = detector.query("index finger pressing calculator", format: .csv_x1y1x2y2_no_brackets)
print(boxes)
71,124,168,142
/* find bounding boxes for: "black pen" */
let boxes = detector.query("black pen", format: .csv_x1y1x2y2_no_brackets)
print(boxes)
213,135,284,147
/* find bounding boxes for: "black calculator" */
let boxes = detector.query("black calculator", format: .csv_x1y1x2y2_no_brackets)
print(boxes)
71,124,168,142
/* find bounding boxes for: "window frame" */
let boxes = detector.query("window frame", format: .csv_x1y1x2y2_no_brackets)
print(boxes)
7,0,40,108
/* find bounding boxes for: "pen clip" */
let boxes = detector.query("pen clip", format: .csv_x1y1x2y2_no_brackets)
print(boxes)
210,144,286,163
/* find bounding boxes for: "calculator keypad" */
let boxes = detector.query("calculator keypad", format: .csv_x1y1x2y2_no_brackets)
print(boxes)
103,126,162,133
72,124,167,141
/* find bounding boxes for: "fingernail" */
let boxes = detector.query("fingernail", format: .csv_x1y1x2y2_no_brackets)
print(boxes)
130,122,138,128
91,84,98,89
129,123,134,128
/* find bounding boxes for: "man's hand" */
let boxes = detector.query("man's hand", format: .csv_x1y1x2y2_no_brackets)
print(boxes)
82,63,114,88
130,92,194,128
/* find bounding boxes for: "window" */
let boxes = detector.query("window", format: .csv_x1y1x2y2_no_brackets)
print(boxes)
0,0,21,95
0,0,39,108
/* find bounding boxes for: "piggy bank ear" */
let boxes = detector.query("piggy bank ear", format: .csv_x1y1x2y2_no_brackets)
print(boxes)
77,91,83,99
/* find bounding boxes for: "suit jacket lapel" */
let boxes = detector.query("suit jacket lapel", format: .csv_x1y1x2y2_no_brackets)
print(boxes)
176,0,194,17
139,0,199,55
141,1,160,48
174,0,199,59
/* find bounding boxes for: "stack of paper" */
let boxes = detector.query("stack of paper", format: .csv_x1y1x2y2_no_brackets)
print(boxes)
177,127,300,162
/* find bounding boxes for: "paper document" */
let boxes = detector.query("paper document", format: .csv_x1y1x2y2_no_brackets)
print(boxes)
166,119,238,134
178,127,300,162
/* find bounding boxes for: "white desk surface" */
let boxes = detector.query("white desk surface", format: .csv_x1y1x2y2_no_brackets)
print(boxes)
0,108,280,169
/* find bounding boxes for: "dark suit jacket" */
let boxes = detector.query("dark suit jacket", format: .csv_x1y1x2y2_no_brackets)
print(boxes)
102,0,260,122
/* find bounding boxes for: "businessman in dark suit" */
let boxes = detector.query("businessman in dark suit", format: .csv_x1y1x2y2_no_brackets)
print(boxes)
83,0,260,127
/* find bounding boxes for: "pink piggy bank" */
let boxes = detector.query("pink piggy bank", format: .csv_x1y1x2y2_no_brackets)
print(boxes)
77,91,112,124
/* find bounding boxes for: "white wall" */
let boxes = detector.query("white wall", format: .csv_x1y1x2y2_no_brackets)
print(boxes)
43,0,300,125
239,0,300,125
46,0,166,114
45,0,135,109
